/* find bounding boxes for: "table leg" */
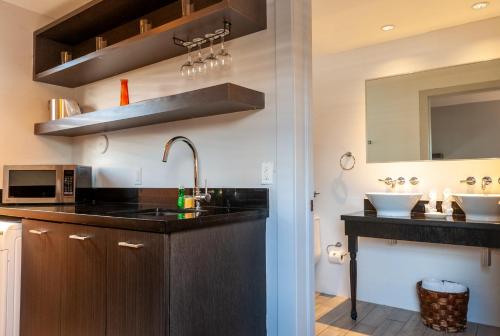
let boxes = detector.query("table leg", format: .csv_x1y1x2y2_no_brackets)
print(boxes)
348,235,358,320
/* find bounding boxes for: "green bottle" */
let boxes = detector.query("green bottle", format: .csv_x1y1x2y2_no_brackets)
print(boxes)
177,186,185,209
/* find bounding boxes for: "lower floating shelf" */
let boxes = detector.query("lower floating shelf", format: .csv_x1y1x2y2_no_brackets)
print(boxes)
35,83,265,137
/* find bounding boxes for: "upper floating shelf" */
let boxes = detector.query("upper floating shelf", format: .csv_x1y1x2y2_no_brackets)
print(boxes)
33,0,267,88
34,83,265,137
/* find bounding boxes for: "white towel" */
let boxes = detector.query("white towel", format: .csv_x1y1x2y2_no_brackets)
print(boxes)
422,278,467,293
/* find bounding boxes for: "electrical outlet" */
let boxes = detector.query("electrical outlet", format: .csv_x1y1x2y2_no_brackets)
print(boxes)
134,168,142,185
261,162,274,185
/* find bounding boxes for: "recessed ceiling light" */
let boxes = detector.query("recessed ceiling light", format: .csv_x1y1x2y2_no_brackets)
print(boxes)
472,2,489,9
381,25,395,32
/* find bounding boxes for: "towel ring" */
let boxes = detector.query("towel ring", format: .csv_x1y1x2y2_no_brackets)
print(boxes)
340,152,355,170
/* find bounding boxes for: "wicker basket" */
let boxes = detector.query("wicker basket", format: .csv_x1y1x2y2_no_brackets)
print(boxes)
417,281,469,333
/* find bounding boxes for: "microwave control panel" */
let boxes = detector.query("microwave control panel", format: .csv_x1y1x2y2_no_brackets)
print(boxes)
63,170,74,196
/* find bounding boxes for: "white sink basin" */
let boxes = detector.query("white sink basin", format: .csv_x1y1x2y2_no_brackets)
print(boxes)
366,192,423,217
453,194,500,222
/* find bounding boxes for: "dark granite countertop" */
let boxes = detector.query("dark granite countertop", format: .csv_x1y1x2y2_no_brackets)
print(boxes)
341,211,500,231
0,202,268,233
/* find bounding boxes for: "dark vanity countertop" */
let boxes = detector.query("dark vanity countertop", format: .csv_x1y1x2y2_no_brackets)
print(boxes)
0,203,268,234
341,211,500,231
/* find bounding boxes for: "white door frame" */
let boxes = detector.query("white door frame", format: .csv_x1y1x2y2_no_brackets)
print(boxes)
274,0,314,335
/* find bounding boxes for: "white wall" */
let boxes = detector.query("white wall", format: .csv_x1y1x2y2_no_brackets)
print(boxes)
71,1,280,334
313,17,500,326
72,17,276,191
0,1,73,185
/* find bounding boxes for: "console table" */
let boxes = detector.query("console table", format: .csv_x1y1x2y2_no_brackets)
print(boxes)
341,211,500,320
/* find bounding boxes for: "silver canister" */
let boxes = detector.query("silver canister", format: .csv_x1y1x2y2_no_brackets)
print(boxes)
49,99,81,120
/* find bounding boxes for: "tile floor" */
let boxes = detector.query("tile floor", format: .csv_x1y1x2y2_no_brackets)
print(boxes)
315,293,499,336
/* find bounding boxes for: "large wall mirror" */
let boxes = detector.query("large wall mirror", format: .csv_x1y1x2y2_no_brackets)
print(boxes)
366,58,500,163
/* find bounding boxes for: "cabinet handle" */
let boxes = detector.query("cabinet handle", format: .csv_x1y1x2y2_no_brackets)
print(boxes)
69,234,91,241
118,242,144,249
29,229,47,235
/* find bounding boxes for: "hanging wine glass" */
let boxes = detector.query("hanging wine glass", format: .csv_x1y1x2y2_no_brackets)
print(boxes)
204,33,219,69
215,29,232,68
192,37,207,74
180,42,195,78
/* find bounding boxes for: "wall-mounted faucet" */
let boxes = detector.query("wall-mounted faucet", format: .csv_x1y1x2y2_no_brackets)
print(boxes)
162,136,211,210
378,177,405,188
481,176,492,191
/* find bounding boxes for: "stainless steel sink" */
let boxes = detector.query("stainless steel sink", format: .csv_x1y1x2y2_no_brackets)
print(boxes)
110,208,205,217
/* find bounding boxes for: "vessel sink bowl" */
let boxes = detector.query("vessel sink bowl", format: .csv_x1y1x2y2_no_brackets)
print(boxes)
366,192,423,217
453,194,500,222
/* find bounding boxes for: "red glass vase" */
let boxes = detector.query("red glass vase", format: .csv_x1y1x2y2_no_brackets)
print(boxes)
120,79,129,106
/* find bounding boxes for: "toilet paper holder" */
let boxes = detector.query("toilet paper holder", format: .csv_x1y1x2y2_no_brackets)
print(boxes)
326,243,348,264
326,242,347,255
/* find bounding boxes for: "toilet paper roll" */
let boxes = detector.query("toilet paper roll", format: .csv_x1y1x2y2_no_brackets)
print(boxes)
328,250,347,264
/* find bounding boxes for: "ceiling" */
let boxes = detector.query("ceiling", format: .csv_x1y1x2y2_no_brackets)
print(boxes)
3,0,90,18
313,0,500,54
4,0,500,53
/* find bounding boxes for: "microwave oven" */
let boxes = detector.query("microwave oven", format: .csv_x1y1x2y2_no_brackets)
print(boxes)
2,165,92,204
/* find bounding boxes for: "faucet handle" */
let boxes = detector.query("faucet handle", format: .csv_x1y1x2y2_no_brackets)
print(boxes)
409,177,419,185
203,179,211,202
482,176,493,191
396,177,405,185
460,177,476,185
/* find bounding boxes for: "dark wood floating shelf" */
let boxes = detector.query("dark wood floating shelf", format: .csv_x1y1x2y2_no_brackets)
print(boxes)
34,0,266,88
35,83,265,137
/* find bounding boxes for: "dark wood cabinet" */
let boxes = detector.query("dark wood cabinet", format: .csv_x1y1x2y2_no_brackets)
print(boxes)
20,218,266,336
169,220,266,336
61,224,107,336
21,220,168,336
106,229,168,336
21,221,107,336
20,220,65,336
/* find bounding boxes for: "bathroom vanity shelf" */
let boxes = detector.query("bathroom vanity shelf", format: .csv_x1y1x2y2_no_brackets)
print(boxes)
33,0,266,88
342,211,500,321
34,83,265,136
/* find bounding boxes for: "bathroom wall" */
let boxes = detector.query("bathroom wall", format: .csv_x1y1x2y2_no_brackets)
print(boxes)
0,1,73,185
313,16,500,326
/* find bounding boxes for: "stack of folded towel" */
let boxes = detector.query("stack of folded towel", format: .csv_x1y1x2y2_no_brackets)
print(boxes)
422,278,467,293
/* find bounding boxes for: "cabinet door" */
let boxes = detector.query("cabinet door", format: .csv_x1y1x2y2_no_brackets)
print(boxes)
20,220,65,336
61,224,106,336
106,229,167,336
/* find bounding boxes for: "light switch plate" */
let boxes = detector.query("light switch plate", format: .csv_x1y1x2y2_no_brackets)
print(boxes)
261,162,274,185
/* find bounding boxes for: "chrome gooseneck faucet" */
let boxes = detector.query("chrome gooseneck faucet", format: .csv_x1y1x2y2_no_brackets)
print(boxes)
162,136,211,210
